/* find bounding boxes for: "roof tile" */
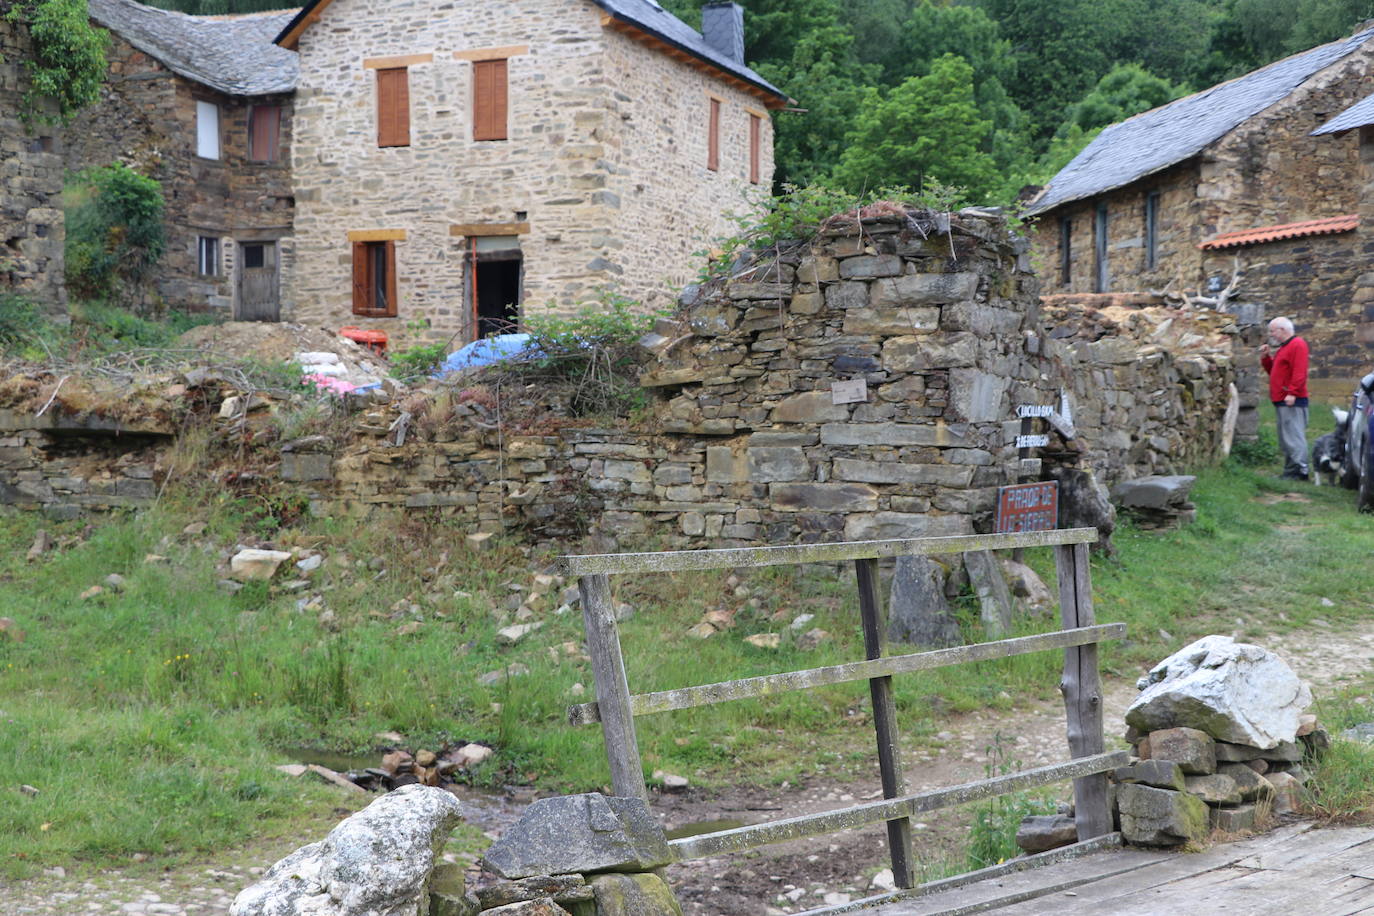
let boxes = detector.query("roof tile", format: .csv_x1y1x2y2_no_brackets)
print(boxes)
1198,213,1359,250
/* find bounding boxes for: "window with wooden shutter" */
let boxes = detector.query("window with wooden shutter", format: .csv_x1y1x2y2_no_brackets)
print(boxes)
352,240,398,317
472,59,508,141
196,100,220,159
376,68,411,148
249,105,281,162
748,113,761,184
707,97,721,171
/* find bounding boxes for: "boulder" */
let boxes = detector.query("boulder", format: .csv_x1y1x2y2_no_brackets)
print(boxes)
1000,559,1055,612
886,555,961,647
1145,727,1216,775
963,550,1013,636
1126,636,1312,749
476,877,589,910
230,549,293,581
1184,774,1242,806
1111,475,1196,510
1216,763,1272,802
1048,466,1115,554
1210,803,1258,833
1263,771,1302,815
230,784,463,916
1116,784,1208,846
482,794,672,880
590,873,684,916
1113,760,1186,791
1014,814,1079,854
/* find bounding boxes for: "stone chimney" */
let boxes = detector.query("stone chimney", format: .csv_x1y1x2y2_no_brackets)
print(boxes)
701,2,745,64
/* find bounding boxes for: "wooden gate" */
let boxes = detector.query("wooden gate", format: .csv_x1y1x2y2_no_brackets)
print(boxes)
559,528,1127,909
235,241,280,322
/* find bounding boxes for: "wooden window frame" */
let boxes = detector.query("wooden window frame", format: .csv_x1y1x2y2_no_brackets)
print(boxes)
707,96,721,172
248,104,281,162
197,236,220,276
472,58,509,142
376,67,411,148
352,239,398,317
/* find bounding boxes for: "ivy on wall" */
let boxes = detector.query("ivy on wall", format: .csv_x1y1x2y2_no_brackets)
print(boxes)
5,0,109,122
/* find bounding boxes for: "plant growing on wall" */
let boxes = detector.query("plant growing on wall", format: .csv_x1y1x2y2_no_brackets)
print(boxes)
5,0,110,122
65,162,166,308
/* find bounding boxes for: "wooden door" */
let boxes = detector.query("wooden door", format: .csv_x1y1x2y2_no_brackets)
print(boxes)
235,241,279,321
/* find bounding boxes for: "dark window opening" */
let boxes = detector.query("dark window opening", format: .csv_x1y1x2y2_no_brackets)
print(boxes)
1094,202,1109,294
242,243,266,269
1059,216,1072,286
1144,191,1160,270
466,239,522,338
198,236,220,276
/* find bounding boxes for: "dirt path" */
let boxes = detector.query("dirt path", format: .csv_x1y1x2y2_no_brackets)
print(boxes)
8,618,1372,916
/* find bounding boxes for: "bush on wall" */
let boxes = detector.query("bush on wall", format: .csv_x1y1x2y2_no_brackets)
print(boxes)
65,162,166,307
5,0,109,123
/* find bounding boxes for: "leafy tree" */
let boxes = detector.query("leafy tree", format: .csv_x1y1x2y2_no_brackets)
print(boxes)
65,163,166,308
832,54,999,202
1062,64,1189,133
6,0,109,123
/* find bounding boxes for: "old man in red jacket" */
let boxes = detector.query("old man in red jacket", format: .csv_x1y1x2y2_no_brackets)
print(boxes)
1260,316,1310,480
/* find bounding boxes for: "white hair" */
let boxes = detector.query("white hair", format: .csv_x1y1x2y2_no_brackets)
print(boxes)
1269,316,1294,334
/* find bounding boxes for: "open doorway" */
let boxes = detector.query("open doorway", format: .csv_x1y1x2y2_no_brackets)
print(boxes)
466,236,522,338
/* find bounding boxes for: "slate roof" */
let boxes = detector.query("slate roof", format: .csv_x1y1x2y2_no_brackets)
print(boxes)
1026,26,1374,217
1199,213,1359,249
90,0,299,97
1314,92,1374,134
272,0,786,103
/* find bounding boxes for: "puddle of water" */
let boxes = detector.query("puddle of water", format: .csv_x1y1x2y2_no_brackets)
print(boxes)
277,746,378,774
665,818,749,840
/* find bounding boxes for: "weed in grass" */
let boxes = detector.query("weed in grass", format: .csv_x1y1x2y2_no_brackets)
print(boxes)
964,732,1056,870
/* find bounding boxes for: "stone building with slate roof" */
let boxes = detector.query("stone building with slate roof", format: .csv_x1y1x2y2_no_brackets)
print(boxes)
1,2,65,318
274,0,787,345
65,0,299,319
1028,25,1374,385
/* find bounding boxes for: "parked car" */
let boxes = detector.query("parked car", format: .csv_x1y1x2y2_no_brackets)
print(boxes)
1342,372,1374,510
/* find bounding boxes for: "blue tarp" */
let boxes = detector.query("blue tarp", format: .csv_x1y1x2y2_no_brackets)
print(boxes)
434,333,540,378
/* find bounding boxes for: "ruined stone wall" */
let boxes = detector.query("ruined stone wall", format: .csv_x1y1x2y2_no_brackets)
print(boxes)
1,212,1239,544
288,0,771,347
63,30,295,316
0,4,65,318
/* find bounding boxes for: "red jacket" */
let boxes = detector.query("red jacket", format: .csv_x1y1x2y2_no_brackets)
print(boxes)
1261,336,1309,403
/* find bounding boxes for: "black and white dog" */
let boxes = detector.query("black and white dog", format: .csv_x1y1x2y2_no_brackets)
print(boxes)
1312,407,1350,485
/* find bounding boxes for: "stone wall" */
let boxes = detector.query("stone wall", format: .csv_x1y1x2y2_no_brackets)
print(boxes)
288,0,773,348
0,3,65,318
62,29,295,316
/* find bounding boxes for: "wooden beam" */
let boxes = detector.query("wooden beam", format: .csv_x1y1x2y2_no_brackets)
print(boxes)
346,228,406,242
566,623,1126,726
449,222,529,237
363,53,434,69
579,574,647,801
667,752,1128,860
558,527,1099,576
453,45,530,62
1057,542,1113,840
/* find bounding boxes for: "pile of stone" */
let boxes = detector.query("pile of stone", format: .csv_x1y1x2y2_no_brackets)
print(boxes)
1110,474,1199,530
231,789,684,916
1114,635,1324,846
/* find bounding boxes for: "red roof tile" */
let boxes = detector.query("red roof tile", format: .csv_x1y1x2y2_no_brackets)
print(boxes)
1199,214,1359,250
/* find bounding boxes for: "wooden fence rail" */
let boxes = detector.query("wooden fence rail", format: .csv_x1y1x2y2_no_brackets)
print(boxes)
557,526,1119,898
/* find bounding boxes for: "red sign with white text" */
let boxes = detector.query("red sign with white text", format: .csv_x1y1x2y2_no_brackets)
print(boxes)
995,481,1059,533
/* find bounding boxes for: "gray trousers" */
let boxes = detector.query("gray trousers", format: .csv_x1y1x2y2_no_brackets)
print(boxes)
1275,404,1309,477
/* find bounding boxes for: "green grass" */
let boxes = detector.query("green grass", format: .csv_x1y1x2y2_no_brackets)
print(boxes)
2,406,1374,876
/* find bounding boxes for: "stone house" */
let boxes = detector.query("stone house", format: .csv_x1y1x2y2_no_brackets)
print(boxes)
0,1,65,318
1027,25,1374,386
274,0,787,345
65,0,298,319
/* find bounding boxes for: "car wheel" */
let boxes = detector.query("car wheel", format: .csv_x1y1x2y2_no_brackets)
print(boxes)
1359,445,1374,512
1341,452,1360,489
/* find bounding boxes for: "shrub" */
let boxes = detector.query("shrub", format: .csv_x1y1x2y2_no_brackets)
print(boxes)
65,163,166,306
1229,427,1280,467
6,0,109,123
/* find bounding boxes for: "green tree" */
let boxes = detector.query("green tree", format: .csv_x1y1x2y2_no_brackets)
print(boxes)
6,0,109,122
832,54,999,201
65,163,166,308
1063,64,1189,133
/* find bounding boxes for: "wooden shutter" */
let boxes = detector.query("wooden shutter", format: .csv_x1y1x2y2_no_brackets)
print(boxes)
249,105,280,162
352,242,370,314
473,59,508,141
381,240,398,317
707,98,720,171
749,114,761,184
376,68,411,148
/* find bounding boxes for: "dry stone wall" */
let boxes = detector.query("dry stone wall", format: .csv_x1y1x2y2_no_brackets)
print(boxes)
0,210,1241,545
0,4,65,318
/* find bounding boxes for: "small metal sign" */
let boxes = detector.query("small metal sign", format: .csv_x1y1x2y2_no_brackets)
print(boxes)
995,481,1059,534
1016,434,1050,449
1016,404,1055,418
831,378,868,405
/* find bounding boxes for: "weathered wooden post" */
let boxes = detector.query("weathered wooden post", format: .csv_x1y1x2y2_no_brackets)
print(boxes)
855,557,915,889
578,573,647,801
1054,541,1111,839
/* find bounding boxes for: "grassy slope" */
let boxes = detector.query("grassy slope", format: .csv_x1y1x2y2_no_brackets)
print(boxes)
2,416,1374,877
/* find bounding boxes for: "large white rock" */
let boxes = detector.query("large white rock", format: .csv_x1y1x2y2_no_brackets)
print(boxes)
230,549,293,581
1126,635,1312,749
230,784,462,916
